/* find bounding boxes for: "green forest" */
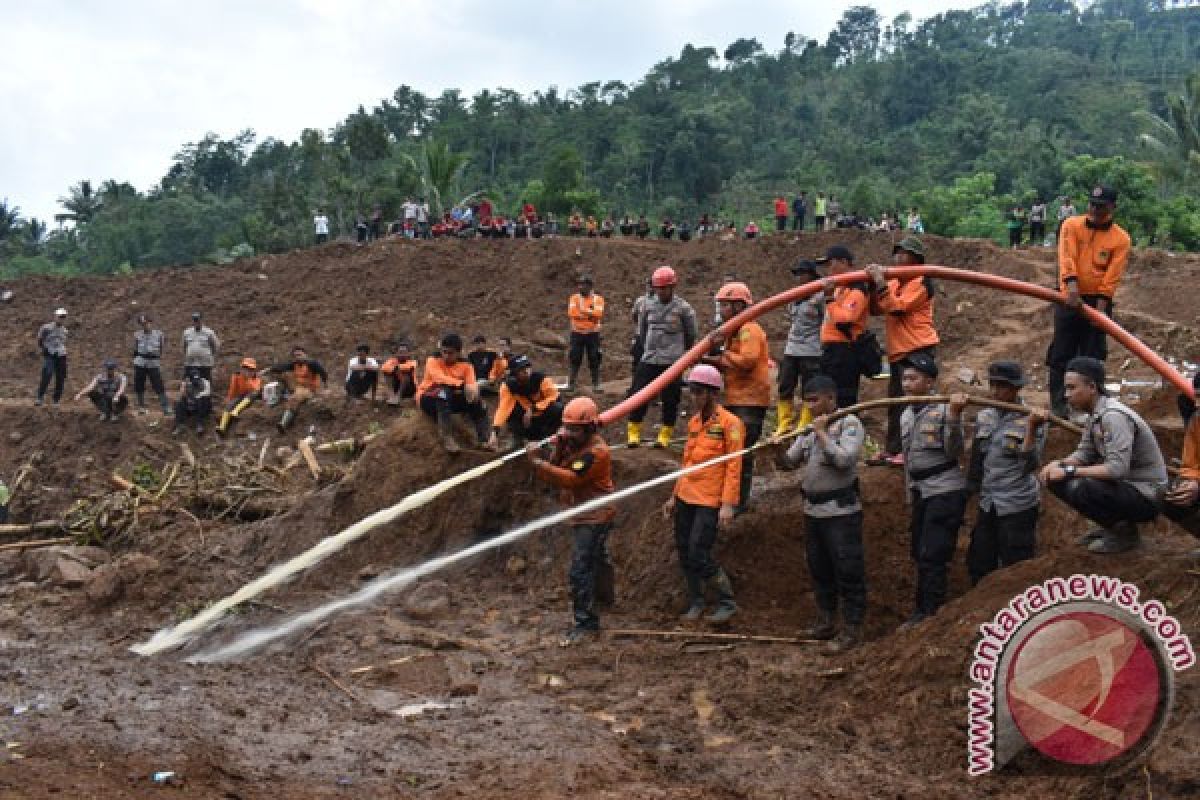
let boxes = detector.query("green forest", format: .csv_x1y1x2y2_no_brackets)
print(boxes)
4,0,1200,278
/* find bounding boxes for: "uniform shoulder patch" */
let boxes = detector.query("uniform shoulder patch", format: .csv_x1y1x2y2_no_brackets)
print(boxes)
569,453,595,475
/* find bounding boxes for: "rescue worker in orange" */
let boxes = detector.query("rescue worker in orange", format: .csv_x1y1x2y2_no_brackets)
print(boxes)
1046,184,1132,418
488,355,563,448
567,274,605,392
817,245,871,409
416,332,490,453
865,236,940,466
217,357,263,436
379,342,419,406
527,397,616,645
662,364,744,623
265,346,328,431
489,337,513,385
703,281,770,513
1163,390,1200,549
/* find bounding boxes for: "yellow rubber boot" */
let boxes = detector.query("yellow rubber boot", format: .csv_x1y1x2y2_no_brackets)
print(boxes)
627,421,643,447
655,425,674,448
795,402,813,430
217,411,232,434
232,397,253,416
775,400,795,436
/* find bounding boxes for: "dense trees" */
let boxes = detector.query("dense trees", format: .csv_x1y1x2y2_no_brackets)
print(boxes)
5,0,1200,278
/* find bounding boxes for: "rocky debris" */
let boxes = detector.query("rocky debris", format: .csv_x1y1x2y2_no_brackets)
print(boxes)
531,328,567,349
402,580,451,620
83,553,162,606
22,546,111,588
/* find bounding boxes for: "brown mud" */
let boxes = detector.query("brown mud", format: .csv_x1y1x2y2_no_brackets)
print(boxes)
1,232,1199,798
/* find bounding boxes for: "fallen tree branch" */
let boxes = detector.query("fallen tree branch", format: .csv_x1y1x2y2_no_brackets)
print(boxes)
0,536,73,553
607,629,821,645
0,521,63,537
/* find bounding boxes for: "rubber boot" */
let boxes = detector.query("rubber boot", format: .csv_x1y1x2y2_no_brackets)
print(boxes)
825,624,861,654
217,411,233,435
705,569,737,623
775,399,795,436
627,421,642,447
473,415,492,449
567,365,580,393
654,424,674,449
1048,367,1068,420
136,391,147,413
795,402,813,430
589,365,601,393
277,409,295,432
799,609,836,640
437,408,460,454
680,574,706,620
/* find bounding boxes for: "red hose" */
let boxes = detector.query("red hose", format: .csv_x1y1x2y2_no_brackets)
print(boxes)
597,265,1193,427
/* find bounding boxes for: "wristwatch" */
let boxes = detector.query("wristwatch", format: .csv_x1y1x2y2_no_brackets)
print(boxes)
1063,464,1077,478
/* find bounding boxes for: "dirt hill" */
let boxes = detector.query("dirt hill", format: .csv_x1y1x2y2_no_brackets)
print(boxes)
1,232,1198,798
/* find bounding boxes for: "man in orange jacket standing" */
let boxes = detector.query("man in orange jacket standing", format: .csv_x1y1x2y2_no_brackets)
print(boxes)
567,274,605,392
774,196,789,232
704,281,770,513
527,397,616,645
817,246,871,409
866,236,940,466
662,364,744,623
1046,185,1131,418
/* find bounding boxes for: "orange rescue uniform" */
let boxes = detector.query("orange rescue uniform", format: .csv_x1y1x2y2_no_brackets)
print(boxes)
820,284,870,344
380,357,418,382
532,434,616,524
716,321,770,407
1057,215,1132,298
568,293,605,334
494,375,560,427
415,357,477,403
1182,416,1200,482
875,277,939,362
226,373,262,402
488,355,508,383
674,405,744,508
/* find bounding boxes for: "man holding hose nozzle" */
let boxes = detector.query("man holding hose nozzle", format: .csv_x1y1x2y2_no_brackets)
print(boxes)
662,364,744,624
774,375,866,654
1046,185,1131,419
526,397,616,646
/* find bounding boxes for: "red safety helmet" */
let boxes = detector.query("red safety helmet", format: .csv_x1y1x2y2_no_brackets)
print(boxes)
686,364,724,391
562,396,599,425
651,266,677,288
715,282,753,304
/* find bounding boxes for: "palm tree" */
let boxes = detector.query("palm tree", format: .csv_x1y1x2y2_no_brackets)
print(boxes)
56,179,102,225
1133,71,1200,192
403,140,467,216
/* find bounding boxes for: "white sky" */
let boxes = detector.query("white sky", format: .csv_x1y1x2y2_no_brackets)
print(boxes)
1,0,977,223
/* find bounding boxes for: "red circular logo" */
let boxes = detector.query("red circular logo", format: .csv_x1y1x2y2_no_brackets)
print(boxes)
1005,611,1163,766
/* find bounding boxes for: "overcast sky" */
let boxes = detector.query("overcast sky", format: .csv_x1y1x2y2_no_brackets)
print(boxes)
2,0,976,223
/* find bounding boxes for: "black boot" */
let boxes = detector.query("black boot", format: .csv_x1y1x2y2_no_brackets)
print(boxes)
589,365,602,393
277,409,295,432
567,365,580,392
706,569,737,623
680,574,705,620
825,624,861,655
800,609,836,640
1048,367,1068,419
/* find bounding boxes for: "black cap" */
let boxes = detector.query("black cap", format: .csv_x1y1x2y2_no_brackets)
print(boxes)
1066,356,1107,394
356,343,370,352
803,375,838,396
508,354,532,372
903,352,939,379
815,245,853,265
103,358,118,369
578,274,593,284
191,312,201,320
987,360,1026,387
1089,185,1118,205
791,259,823,277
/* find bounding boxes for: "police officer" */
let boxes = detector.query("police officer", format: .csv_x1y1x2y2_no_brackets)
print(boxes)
965,361,1046,585
776,375,866,653
899,353,968,627
662,364,743,623
132,314,171,415
628,266,698,448
776,260,825,435
527,397,616,645
1040,356,1168,554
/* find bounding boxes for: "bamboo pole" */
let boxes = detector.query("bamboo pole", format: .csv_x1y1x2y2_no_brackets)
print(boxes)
0,537,72,553
608,629,820,645
0,521,62,536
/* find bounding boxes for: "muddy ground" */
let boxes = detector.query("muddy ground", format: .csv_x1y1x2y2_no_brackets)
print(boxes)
0,232,1198,798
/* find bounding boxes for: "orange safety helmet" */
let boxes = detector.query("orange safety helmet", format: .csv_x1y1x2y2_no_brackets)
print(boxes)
715,281,753,305
651,265,677,288
562,396,599,426
240,357,258,370
686,364,724,391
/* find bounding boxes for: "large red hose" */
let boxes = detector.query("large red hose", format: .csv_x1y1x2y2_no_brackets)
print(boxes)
597,265,1193,427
